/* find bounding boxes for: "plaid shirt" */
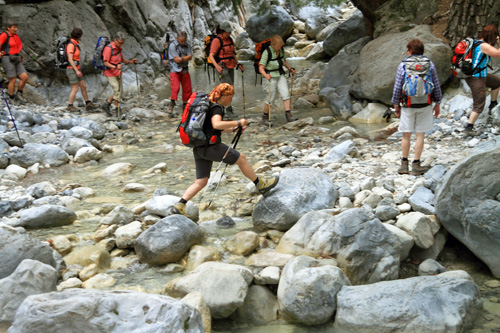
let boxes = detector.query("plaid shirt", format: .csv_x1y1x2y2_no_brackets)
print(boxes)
391,60,442,105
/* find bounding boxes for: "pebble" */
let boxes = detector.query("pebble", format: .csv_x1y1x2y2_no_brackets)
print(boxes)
485,280,500,288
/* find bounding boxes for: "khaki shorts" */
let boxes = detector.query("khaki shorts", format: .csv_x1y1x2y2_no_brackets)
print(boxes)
66,68,84,84
465,74,500,114
107,76,123,101
399,105,434,133
264,74,290,106
1,55,26,78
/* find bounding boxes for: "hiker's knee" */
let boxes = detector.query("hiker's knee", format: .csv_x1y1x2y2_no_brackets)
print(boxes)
195,177,209,188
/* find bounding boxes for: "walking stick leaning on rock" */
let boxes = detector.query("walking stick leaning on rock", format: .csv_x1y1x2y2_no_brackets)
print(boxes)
199,126,243,208
0,82,23,147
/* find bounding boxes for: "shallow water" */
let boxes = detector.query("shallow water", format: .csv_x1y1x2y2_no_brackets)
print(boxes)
19,61,500,332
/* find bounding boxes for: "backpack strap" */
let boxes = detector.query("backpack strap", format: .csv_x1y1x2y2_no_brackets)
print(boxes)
471,40,488,75
214,36,235,63
105,44,118,67
264,46,285,75
67,41,81,66
1,32,10,54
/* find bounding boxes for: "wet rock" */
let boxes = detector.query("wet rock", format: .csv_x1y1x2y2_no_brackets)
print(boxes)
333,275,481,332
253,168,338,231
233,285,278,325
225,231,260,256
146,194,199,222
186,245,220,271
25,181,57,199
277,209,400,285
435,145,500,276
245,250,295,268
101,162,134,177
16,204,77,229
74,147,103,163
135,215,203,266
278,256,350,325
216,215,235,229
182,292,212,333
63,245,111,272
101,205,135,226
164,262,253,318
8,289,204,332
0,259,57,328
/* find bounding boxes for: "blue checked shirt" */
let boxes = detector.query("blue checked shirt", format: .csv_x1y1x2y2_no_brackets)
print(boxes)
391,60,442,105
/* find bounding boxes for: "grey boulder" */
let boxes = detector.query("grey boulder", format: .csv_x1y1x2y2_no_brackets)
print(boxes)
9,143,69,168
246,5,294,42
16,204,77,229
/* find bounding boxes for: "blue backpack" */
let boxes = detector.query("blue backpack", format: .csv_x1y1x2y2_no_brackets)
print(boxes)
93,36,114,70
402,55,435,107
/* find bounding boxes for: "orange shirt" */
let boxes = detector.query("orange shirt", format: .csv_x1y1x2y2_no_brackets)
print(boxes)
102,42,124,77
66,38,81,69
210,34,237,69
0,32,22,55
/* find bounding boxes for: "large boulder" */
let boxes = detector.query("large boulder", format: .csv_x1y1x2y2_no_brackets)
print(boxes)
9,143,69,168
253,168,338,231
164,262,253,319
435,145,500,277
277,256,350,325
276,209,400,285
16,205,77,229
0,259,57,330
323,10,367,57
0,223,63,279
333,274,481,332
8,289,204,332
246,5,294,42
135,215,203,266
349,25,451,105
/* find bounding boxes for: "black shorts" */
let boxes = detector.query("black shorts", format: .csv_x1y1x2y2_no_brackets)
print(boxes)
193,142,240,179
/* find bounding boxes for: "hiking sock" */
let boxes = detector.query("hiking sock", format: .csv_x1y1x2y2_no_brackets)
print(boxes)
466,123,474,128
253,177,260,185
17,90,23,95
179,198,187,205
402,157,408,162
490,101,498,110
285,110,291,113
412,160,420,164
68,103,73,107
85,101,91,105
9,95,14,99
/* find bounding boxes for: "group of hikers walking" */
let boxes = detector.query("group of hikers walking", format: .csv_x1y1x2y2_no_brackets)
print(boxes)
1,19,500,215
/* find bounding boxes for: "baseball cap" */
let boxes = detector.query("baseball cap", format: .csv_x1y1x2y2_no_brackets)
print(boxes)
220,21,232,33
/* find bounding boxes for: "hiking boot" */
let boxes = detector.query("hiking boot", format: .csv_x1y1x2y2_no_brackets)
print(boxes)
15,93,27,104
85,102,99,111
285,111,298,122
463,126,481,137
67,105,78,112
102,102,112,117
398,159,409,175
261,114,272,126
411,161,430,176
489,101,498,111
167,100,175,114
166,202,189,218
256,176,279,196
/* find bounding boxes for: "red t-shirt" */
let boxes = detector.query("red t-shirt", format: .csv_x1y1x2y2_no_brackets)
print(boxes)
209,34,237,69
102,42,124,77
66,38,81,69
0,32,22,55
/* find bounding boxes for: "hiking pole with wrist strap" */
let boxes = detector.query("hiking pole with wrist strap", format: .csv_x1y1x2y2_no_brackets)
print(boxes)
0,82,23,147
241,69,246,118
199,127,243,208
268,78,272,130
134,63,141,106
290,69,295,112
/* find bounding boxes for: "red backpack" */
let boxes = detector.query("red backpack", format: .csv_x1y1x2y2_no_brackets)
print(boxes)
450,37,486,77
178,92,217,147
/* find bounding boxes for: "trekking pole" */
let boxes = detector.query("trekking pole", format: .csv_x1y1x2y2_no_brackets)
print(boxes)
206,128,243,208
241,70,246,118
134,63,141,106
199,127,243,207
117,69,122,119
268,79,272,130
0,82,23,147
290,71,294,112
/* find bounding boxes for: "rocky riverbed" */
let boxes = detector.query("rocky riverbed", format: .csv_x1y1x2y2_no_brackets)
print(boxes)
0,65,500,332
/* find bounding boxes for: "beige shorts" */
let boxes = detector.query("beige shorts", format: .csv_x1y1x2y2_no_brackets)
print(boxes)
107,76,123,101
264,75,290,106
398,105,434,133
66,68,84,84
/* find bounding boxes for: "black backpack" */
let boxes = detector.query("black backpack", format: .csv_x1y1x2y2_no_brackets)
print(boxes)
0,32,11,54
55,36,78,69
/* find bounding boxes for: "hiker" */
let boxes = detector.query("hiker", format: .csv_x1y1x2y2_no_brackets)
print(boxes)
166,31,193,115
101,32,137,116
258,35,297,124
208,21,243,117
0,20,29,104
65,28,98,112
169,83,279,217
392,38,442,176
463,24,500,136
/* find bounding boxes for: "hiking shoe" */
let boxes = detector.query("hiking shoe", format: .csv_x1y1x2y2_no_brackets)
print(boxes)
463,126,481,137
15,93,27,104
411,161,430,176
398,159,409,174
167,100,175,114
285,112,298,122
489,101,498,111
85,102,99,111
67,105,78,112
256,176,279,196
102,102,112,117
167,202,189,218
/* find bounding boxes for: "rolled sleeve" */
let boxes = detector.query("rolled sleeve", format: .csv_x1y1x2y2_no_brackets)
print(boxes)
391,62,405,105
